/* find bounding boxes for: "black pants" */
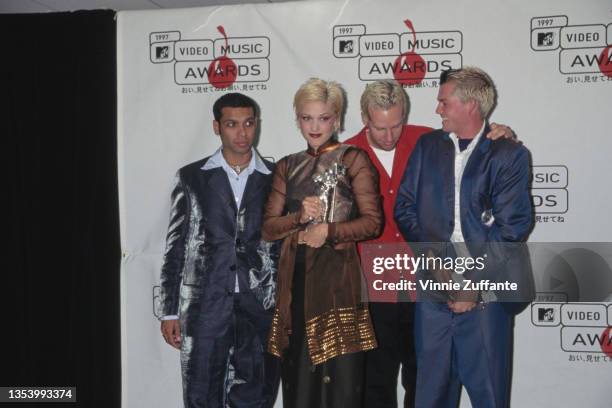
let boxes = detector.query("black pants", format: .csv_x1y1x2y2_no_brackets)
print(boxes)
281,245,365,408
363,301,417,408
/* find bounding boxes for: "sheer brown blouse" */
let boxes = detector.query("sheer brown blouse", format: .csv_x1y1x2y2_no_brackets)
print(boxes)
263,143,382,365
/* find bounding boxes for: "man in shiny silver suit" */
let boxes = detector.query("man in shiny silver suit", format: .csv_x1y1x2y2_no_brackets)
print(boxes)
159,93,280,408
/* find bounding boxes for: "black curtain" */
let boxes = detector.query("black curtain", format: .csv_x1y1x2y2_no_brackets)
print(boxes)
1,10,120,408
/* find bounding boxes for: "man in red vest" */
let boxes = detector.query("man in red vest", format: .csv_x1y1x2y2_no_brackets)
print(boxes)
344,80,512,408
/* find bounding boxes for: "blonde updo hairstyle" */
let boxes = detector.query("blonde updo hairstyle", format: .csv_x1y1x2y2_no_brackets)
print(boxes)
293,78,346,133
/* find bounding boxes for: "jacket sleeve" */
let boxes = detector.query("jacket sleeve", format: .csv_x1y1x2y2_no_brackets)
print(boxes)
464,147,533,285
486,147,533,242
262,158,303,241
394,136,425,242
159,172,190,318
327,148,382,243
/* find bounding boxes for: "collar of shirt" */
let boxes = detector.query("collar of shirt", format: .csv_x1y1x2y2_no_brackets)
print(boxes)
306,138,341,156
448,121,486,156
201,147,271,175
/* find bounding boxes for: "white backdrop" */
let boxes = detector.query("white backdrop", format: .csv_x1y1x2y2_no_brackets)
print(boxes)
117,0,612,406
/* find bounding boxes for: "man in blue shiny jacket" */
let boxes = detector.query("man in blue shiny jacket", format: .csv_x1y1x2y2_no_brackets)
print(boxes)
159,93,279,408
395,67,534,408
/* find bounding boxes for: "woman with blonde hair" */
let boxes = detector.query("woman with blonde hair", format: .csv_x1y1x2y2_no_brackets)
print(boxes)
263,78,382,407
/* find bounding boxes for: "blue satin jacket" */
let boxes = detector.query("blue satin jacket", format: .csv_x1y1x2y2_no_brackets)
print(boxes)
394,127,534,308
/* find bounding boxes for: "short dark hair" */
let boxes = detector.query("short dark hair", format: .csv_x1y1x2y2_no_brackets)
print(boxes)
213,93,259,122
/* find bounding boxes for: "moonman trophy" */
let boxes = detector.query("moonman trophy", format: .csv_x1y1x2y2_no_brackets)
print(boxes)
312,162,347,223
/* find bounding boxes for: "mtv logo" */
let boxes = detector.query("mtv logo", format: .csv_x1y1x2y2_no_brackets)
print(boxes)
531,28,560,52
531,303,561,326
333,36,359,58
156,46,170,59
538,307,555,322
339,40,354,54
150,42,174,63
537,32,554,47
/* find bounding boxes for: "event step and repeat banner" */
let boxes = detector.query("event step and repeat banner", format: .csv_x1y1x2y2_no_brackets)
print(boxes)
117,0,611,406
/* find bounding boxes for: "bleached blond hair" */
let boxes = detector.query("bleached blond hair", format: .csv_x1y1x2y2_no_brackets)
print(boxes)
360,79,409,122
293,78,346,130
441,66,497,118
